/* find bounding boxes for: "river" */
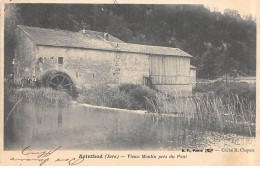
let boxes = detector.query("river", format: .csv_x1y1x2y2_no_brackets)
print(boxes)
4,102,255,150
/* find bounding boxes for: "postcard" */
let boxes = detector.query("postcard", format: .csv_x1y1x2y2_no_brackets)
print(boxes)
0,0,259,166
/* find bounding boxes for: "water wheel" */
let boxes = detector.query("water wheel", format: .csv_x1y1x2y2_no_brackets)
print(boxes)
46,72,74,93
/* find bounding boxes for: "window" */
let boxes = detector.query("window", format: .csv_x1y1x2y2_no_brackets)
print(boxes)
58,57,63,64
38,57,43,63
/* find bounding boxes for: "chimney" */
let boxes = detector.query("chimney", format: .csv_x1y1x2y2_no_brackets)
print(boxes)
104,32,109,41
116,44,120,50
81,24,86,33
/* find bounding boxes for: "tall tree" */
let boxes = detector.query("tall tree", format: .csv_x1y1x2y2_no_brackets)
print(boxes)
4,4,21,76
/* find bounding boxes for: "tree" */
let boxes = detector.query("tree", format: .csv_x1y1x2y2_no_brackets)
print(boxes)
107,11,133,41
4,4,21,76
199,43,218,79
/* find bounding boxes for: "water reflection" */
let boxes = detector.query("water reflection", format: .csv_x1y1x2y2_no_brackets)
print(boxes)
4,102,254,150
58,108,62,127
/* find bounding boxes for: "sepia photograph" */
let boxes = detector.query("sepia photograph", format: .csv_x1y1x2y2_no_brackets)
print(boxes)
0,0,259,166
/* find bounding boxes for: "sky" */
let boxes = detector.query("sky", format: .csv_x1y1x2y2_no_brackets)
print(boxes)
203,0,257,18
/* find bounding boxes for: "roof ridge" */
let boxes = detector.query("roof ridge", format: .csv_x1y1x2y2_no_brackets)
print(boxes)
84,29,103,33
112,42,192,57
18,25,99,34
17,25,76,34
84,29,112,36
113,41,180,50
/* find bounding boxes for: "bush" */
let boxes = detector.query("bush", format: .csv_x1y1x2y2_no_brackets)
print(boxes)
77,83,158,110
215,82,256,101
194,80,256,102
77,85,133,109
125,84,157,110
194,80,224,93
118,83,138,93
109,89,133,109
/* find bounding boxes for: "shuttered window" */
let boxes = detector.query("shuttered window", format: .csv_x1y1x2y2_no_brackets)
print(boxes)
58,57,63,64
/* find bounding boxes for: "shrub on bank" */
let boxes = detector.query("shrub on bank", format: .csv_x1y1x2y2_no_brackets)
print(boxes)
77,85,133,109
118,83,138,93
215,82,256,101
77,83,158,110
119,83,157,110
194,80,224,93
194,80,256,101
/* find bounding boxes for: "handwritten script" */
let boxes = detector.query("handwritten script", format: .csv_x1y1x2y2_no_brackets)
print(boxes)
10,146,84,166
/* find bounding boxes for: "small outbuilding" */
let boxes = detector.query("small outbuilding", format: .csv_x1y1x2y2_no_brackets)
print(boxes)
14,25,196,96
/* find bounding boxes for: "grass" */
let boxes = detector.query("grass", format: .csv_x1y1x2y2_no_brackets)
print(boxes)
5,81,72,105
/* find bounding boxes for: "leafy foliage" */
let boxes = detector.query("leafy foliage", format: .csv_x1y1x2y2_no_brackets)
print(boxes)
119,83,157,110
77,83,157,110
77,84,133,109
194,80,256,101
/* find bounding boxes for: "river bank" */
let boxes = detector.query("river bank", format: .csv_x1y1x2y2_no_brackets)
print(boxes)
72,101,191,118
72,101,148,115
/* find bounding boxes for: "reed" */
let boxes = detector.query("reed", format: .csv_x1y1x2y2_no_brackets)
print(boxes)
5,85,72,105
145,92,256,136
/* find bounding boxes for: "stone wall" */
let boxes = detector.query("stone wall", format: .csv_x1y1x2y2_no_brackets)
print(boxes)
117,52,149,84
14,28,37,83
37,46,118,88
36,46,150,89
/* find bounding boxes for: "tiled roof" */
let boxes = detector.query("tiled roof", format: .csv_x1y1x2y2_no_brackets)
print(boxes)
83,29,124,43
17,25,192,57
17,25,115,50
112,42,192,57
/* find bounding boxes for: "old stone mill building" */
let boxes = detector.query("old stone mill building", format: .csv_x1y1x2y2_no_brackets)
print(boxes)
14,25,196,96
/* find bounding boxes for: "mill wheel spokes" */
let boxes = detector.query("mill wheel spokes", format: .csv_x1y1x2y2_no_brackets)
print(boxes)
47,73,73,92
